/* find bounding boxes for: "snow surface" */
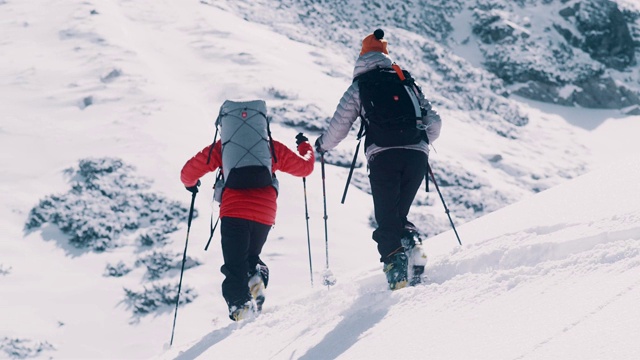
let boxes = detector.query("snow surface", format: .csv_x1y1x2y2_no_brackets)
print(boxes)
1,0,640,359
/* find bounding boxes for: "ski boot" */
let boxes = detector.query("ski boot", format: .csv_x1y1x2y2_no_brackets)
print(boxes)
248,264,269,313
383,251,409,291
401,227,428,286
228,299,256,321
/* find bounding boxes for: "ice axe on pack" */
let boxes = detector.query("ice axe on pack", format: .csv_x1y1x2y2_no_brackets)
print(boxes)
320,153,337,288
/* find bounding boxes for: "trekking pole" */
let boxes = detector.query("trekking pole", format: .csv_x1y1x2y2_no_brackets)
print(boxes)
204,216,219,251
302,177,314,287
320,154,337,288
428,164,462,245
169,191,197,347
341,123,365,204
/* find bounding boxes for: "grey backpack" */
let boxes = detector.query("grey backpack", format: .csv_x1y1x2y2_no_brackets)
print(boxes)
207,100,278,201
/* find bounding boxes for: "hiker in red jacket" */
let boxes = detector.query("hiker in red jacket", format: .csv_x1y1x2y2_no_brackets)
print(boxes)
181,132,314,320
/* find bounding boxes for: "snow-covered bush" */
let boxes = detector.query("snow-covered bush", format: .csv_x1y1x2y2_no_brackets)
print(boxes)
124,282,197,315
104,261,132,277
25,158,194,252
322,147,364,169
0,337,55,359
138,227,171,247
265,86,298,100
269,103,329,132
21,158,204,316
135,250,201,280
0,264,10,276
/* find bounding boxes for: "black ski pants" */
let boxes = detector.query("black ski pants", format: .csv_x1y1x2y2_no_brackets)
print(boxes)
219,217,270,307
368,149,427,262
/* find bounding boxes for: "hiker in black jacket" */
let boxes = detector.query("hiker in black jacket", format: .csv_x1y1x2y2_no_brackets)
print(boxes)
314,29,442,290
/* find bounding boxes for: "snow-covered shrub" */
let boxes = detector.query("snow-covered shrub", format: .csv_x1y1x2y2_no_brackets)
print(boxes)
265,86,298,100
124,282,197,315
472,9,530,45
322,147,364,169
135,250,201,280
269,103,330,132
104,261,132,277
100,68,122,83
25,158,194,252
0,264,10,276
0,337,55,359
429,162,492,214
138,227,170,247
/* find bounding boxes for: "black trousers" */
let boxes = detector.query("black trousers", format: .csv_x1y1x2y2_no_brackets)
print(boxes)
219,217,271,307
368,149,427,262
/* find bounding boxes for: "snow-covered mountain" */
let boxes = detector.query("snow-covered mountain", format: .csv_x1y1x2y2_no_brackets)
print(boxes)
212,0,640,236
1,0,639,359
218,0,640,109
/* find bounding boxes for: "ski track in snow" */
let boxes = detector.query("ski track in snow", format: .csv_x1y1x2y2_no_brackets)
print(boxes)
431,221,640,287
514,277,640,360
170,274,399,360
165,210,640,359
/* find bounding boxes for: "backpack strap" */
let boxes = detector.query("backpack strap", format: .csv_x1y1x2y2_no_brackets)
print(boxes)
205,170,224,251
392,63,430,142
266,119,278,164
391,63,406,81
206,116,221,165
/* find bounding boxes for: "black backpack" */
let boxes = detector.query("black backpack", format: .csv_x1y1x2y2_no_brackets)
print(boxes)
341,64,428,204
356,65,426,147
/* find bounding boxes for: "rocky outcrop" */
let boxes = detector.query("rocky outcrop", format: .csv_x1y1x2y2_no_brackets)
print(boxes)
558,0,636,70
513,76,640,108
472,1,640,109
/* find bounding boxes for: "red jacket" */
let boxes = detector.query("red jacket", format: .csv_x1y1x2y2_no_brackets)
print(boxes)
181,140,315,225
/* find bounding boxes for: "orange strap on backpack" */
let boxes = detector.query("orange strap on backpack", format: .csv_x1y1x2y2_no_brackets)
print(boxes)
391,63,406,81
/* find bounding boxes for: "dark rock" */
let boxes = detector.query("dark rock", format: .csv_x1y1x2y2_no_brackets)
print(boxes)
572,76,640,108
558,0,635,70
514,76,640,109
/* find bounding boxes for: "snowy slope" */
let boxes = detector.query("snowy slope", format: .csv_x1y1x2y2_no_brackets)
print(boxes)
159,155,640,360
1,0,640,359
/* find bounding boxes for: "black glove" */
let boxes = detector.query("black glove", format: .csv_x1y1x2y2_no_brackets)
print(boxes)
314,137,326,155
295,132,309,145
185,179,201,194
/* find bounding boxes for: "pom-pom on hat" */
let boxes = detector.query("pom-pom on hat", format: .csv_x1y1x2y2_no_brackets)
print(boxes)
360,29,388,56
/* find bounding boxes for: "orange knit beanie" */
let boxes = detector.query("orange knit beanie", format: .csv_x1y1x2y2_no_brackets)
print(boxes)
360,29,388,56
